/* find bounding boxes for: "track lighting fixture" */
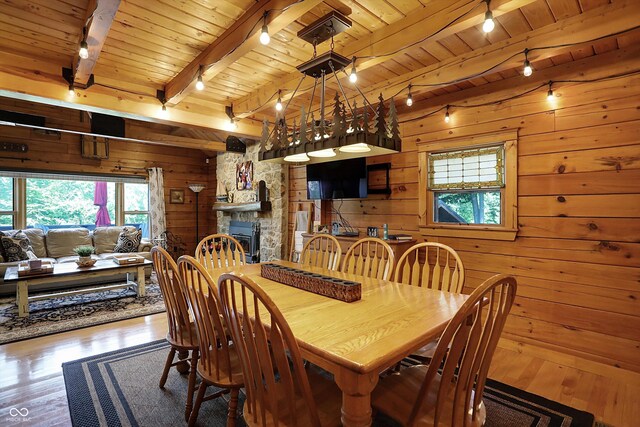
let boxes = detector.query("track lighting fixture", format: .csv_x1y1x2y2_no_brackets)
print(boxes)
523,49,533,77
444,105,450,123
406,84,413,107
259,12,270,45
195,65,204,91
547,81,554,101
349,57,357,83
483,0,495,33
275,90,283,111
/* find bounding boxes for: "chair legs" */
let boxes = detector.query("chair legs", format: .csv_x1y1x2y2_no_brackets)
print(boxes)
227,388,239,427
188,382,207,427
185,348,199,421
159,347,176,388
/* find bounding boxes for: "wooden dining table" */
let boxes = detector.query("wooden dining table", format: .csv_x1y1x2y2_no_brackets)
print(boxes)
205,260,468,427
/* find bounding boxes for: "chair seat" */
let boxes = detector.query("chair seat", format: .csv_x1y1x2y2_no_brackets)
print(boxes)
166,322,199,350
372,365,486,427
243,367,342,427
197,344,244,388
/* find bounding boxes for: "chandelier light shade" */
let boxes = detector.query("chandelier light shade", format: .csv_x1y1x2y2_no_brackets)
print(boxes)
258,12,401,164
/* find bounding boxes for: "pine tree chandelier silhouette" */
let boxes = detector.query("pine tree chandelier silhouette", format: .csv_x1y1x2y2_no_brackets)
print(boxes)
258,12,401,164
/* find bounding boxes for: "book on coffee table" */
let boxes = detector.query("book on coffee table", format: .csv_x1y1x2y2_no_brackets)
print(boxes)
112,254,146,265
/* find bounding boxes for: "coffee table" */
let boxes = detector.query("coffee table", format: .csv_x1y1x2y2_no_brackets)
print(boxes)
4,259,152,317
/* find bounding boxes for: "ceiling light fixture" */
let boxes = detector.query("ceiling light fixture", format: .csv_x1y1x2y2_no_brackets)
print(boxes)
225,105,238,131
68,83,75,96
258,11,400,164
406,84,413,107
444,105,450,123
195,65,205,91
259,12,270,45
349,57,357,83
523,49,533,77
275,90,283,111
547,81,554,101
79,27,89,59
482,0,495,33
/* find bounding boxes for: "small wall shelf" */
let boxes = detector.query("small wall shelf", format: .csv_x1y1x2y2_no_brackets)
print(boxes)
212,201,272,213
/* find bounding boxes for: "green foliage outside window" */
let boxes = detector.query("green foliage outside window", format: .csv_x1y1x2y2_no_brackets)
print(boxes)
436,191,501,224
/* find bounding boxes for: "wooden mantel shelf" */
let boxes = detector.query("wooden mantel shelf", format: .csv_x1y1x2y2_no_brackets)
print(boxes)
212,201,272,213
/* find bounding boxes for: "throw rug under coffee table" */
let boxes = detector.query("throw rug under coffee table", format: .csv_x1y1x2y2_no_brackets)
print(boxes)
0,275,165,345
62,340,595,427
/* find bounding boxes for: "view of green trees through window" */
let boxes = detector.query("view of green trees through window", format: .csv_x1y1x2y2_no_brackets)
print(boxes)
435,191,501,224
0,176,13,227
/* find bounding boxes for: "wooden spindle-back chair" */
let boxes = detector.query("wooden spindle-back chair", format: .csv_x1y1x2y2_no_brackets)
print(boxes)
341,237,395,280
151,246,200,421
195,233,245,270
372,274,517,427
299,234,342,270
395,242,464,293
217,272,342,427
177,255,244,427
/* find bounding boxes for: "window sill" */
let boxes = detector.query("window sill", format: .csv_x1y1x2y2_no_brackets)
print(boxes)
419,225,517,241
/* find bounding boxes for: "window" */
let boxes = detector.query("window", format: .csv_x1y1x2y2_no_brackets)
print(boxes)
418,130,518,241
0,172,149,237
0,176,14,230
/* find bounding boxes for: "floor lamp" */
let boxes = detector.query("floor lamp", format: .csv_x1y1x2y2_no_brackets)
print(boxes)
189,183,206,245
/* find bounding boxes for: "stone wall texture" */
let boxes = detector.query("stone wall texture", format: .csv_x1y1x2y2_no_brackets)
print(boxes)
216,142,288,261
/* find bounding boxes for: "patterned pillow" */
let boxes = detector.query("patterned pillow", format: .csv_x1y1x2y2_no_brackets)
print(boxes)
114,229,142,253
0,230,35,262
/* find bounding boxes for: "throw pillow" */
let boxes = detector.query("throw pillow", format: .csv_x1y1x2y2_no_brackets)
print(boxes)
0,230,35,262
114,229,142,253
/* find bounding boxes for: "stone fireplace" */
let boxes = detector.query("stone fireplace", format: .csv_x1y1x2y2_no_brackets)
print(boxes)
216,142,288,261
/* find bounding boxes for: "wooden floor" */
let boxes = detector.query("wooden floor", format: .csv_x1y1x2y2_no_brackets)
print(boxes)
1,313,637,426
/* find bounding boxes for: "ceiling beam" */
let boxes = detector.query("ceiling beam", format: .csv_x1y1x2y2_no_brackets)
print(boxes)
126,125,226,151
73,0,121,87
0,51,262,137
164,0,325,106
232,0,538,118
357,0,640,106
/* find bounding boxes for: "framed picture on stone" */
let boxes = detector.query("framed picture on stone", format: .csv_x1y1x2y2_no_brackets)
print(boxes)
236,160,253,190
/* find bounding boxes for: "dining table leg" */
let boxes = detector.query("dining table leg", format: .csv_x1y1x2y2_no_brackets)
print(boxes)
335,369,379,427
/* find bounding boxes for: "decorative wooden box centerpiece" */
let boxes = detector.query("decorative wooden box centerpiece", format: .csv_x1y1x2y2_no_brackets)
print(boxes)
260,263,361,303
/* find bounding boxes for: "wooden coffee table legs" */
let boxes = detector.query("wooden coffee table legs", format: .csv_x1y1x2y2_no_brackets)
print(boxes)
16,280,29,318
128,265,146,297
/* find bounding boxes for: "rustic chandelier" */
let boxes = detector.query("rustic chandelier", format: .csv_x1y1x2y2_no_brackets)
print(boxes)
258,12,401,164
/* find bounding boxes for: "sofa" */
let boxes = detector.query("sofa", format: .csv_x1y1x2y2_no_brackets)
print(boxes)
0,226,152,295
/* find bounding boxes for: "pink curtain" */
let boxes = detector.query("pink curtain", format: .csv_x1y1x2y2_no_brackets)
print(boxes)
94,181,111,226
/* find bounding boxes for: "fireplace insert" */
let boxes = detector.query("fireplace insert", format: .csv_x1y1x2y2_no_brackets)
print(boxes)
228,220,260,263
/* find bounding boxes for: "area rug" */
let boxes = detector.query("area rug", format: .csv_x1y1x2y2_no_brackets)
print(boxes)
0,275,165,345
62,340,595,427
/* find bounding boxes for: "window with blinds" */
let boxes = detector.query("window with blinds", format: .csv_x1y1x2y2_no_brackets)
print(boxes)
428,145,504,190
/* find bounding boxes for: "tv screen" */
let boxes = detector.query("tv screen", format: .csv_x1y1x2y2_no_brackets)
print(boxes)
306,158,368,200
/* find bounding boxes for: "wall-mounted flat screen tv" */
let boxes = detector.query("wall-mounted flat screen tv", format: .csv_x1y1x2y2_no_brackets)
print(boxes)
306,158,368,200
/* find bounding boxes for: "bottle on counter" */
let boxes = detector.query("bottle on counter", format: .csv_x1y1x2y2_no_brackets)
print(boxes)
383,223,388,240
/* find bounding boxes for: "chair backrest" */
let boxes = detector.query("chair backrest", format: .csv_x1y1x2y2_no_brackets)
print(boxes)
195,233,245,270
408,274,517,427
299,234,342,270
151,246,196,347
394,242,464,293
341,237,395,280
218,272,322,427
177,255,237,383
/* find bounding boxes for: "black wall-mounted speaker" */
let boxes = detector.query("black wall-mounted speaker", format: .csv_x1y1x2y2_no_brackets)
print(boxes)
226,136,246,153
91,113,125,138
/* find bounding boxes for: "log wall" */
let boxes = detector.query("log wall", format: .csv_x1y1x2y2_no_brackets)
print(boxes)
0,98,214,256
288,47,640,372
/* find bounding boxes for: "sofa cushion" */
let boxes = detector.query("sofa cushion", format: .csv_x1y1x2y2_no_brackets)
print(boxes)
93,226,136,254
0,231,35,262
114,229,142,253
46,228,92,258
1,229,47,258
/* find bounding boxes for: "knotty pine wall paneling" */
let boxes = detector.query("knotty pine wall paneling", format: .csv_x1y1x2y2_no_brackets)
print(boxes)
287,48,640,372
0,98,212,256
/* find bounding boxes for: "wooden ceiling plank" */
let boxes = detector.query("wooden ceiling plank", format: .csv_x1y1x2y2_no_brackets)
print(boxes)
164,0,324,106
73,0,121,87
233,0,537,118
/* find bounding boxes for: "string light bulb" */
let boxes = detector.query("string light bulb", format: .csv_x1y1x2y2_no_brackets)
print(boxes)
229,118,238,131
406,84,413,107
349,57,357,83
482,0,495,33
195,66,204,91
523,49,533,77
444,105,450,123
159,103,169,119
79,39,89,59
547,81,554,101
275,90,283,111
68,83,75,96
259,13,270,45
